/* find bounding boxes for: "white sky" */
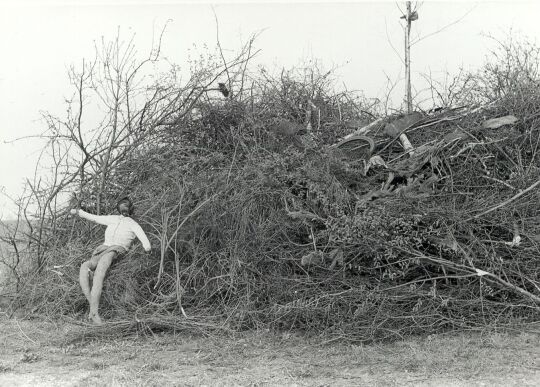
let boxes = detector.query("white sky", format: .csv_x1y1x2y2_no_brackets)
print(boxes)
1,0,539,219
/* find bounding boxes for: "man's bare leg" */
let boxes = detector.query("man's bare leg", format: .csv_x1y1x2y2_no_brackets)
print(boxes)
79,256,100,304
89,252,115,325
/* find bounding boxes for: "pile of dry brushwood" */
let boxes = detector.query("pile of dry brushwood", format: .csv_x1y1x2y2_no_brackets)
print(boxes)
11,75,540,342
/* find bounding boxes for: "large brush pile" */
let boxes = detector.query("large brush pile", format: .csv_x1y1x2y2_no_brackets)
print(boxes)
14,65,540,342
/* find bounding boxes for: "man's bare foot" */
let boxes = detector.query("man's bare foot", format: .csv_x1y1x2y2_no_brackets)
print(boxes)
89,312,103,325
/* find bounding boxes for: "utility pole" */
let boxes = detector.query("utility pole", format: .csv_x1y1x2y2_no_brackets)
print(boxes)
402,2,418,113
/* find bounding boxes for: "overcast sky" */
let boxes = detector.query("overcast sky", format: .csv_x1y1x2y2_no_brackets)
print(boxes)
1,1,539,219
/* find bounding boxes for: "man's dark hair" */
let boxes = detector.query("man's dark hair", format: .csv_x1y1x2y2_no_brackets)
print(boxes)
116,197,134,216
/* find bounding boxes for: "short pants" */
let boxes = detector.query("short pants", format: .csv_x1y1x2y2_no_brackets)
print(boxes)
91,245,127,260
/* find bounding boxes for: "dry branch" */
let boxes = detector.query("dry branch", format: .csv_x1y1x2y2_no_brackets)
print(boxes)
466,179,540,222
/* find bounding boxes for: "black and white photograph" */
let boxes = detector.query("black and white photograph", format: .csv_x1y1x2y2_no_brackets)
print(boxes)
1,0,539,385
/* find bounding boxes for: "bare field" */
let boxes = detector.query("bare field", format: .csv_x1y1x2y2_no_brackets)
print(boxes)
0,317,539,386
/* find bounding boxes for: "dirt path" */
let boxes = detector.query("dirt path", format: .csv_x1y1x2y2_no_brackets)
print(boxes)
0,318,539,386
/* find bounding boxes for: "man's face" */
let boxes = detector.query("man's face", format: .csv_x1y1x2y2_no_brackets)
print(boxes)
118,201,130,214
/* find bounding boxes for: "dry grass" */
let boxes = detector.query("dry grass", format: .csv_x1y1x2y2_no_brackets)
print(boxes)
0,317,539,386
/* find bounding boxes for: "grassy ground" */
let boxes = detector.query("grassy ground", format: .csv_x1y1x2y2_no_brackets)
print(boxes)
0,316,539,386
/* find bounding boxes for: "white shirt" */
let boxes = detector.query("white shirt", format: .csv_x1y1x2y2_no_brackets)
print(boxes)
78,209,151,251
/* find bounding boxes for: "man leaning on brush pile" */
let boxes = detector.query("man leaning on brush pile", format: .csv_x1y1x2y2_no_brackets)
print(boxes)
70,197,151,325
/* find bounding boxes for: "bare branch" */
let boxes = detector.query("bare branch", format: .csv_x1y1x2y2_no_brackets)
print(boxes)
411,5,477,46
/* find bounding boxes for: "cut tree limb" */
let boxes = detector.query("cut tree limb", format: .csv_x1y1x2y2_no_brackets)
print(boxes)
465,179,540,222
417,253,540,305
333,118,384,144
398,133,414,155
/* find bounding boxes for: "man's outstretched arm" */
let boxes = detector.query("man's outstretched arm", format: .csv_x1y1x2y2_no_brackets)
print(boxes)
71,209,115,226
